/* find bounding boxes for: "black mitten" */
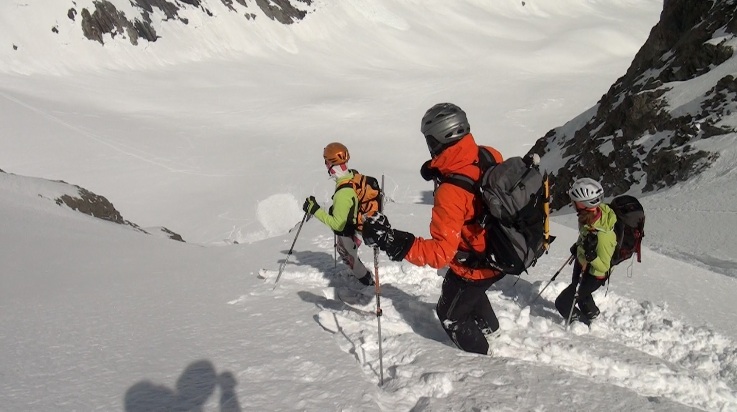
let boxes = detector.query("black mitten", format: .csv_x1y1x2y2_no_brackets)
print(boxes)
362,213,392,247
383,229,415,261
420,160,441,182
583,232,598,262
362,213,414,261
570,243,578,256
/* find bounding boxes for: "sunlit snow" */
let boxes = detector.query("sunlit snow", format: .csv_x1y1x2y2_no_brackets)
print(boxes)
2,1,737,411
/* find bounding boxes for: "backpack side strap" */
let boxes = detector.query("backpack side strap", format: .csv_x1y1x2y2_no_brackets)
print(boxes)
634,229,643,263
442,173,476,194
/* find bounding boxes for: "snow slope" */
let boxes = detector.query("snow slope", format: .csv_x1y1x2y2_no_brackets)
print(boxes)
2,183,736,411
3,0,737,410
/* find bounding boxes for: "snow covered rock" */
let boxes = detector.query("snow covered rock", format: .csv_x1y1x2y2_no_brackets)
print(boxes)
532,0,737,208
70,0,313,46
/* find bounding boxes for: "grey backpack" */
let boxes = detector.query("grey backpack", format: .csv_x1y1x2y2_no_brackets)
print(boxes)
444,150,550,275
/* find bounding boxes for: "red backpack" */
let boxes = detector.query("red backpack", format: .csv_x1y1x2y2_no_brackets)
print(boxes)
609,195,645,266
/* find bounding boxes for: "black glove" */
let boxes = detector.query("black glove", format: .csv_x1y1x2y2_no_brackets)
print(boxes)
570,243,578,256
582,232,598,262
362,212,391,246
302,196,320,215
420,160,441,182
362,213,415,261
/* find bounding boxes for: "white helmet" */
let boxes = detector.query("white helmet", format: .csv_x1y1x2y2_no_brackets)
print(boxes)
569,178,604,208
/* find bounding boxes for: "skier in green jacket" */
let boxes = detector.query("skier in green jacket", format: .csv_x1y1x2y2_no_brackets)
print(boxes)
555,177,617,325
302,142,374,287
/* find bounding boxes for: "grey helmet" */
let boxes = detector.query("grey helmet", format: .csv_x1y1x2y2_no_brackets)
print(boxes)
569,178,604,208
421,103,470,156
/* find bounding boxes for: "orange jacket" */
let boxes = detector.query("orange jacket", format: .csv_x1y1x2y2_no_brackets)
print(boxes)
404,133,504,281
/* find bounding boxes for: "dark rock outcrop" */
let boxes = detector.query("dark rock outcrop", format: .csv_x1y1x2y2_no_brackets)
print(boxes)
78,1,158,45
3,169,183,241
57,187,125,224
54,183,185,242
530,0,737,209
72,0,313,46
255,0,311,24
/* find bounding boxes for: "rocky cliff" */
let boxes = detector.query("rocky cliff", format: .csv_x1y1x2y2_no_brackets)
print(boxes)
530,0,737,209
68,0,313,45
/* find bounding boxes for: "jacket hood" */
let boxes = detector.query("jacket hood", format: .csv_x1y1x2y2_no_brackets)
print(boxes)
430,134,479,175
589,203,617,232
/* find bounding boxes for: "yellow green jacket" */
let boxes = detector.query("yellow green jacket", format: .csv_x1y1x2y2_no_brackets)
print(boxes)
575,203,618,279
314,172,359,235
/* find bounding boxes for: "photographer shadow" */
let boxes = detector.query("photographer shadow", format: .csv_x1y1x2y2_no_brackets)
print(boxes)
124,360,241,412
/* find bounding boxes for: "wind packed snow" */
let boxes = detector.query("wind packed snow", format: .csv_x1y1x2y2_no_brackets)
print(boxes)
2,0,737,411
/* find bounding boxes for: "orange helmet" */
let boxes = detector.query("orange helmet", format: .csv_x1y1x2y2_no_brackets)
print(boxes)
323,142,350,166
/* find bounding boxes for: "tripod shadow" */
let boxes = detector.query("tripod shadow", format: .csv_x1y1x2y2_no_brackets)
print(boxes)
124,360,241,412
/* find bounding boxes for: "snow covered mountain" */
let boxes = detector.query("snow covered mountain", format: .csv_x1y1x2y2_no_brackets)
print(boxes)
1,0,315,74
3,1,737,410
0,168,184,240
532,0,737,209
71,0,313,45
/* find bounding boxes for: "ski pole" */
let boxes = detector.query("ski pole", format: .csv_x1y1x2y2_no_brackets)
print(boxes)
565,272,585,331
273,211,309,290
373,245,384,386
530,254,574,305
374,174,385,386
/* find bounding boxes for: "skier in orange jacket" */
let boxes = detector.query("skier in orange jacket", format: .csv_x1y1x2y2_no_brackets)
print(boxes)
363,103,505,355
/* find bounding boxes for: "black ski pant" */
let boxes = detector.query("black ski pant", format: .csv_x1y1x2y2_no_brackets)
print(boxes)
554,260,605,321
436,269,503,355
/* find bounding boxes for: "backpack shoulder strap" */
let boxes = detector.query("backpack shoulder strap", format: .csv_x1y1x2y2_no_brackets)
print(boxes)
440,147,498,194
477,146,498,170
442,173,476,194
336,181,354,191
335,177,357,194
335,170,360,192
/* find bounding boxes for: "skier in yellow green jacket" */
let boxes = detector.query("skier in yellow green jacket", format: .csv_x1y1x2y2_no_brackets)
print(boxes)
555,177,617,325
302,142,374,287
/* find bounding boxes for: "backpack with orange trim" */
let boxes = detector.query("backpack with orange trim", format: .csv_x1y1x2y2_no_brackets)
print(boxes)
337,169,382,231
